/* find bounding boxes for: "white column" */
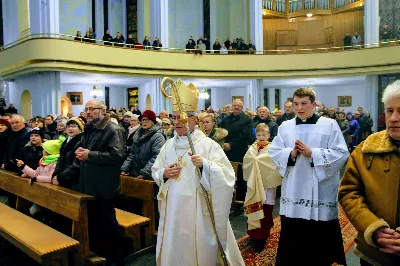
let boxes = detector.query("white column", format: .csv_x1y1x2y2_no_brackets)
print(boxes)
268,88,275,112
138,0,150,43
364,0,379,48
95,0,104,41
249,0,263,52
160,0,169,49
150,0,160,38
48,0,59,35
365,75,379,132
249,79,263,111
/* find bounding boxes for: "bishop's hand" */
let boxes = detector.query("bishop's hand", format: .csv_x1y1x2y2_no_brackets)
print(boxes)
188,152,203,168
163,164,182,179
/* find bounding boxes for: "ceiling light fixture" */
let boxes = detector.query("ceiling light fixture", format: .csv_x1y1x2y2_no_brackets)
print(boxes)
306,13,313,18
90,82,104,98
199,89,209,100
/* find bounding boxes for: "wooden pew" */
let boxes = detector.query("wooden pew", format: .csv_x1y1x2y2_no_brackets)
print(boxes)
0,170,94,266
0,202,79,266
119,176,157,247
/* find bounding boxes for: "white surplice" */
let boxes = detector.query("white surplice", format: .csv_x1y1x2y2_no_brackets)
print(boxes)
268,117,349,221
151,128,245,266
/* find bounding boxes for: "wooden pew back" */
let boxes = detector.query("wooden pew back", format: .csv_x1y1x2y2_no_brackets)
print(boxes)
120,176,157,246
0,170,94,266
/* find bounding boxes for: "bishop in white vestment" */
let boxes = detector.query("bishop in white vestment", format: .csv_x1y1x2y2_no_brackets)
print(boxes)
268,88,350,266
152,78,245,266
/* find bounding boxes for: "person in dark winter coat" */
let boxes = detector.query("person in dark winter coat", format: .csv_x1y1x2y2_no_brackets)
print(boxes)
6,104,18,114
121,110,166,180
219,99,252,201
103,29,113,46
2,115,30,172
0,119,10,163
252,106,278,142
186,39,195,53
277,101,296,126
52,117,85,190
18,127,45,172
74,100,125,265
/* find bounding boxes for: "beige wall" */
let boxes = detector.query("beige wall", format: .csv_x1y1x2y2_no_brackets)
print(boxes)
0,38,399,79
263,11,364,50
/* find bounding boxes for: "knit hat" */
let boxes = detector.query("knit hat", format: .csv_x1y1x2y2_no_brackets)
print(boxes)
0,119,10,128
123,111,134,118
161,118,171,125
139,110,157,123
30,127,45,140
67,117,85,131
42,137,65,155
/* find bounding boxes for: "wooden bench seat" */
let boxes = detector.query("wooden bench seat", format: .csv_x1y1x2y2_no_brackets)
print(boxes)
0,202,79,266
115,208,150,252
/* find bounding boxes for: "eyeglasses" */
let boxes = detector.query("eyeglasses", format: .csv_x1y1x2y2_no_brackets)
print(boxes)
84,107,102,112
10,121,22,125
66,125,78,129
141,118,151,122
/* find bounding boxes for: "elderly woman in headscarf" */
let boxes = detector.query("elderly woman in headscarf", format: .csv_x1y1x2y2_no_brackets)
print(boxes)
199,112,228,148
121,110,166,180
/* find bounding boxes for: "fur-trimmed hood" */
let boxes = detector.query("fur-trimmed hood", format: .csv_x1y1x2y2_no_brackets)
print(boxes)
209,127,228,142
361,130,397,154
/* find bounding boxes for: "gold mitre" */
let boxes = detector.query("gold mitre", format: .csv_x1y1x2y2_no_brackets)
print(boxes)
172,79,199,112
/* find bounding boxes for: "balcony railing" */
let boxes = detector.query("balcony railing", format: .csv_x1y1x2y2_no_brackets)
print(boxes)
0,32,398,56
263,0,362,16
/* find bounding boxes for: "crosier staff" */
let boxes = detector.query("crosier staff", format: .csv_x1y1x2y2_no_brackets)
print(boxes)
161,77,229,266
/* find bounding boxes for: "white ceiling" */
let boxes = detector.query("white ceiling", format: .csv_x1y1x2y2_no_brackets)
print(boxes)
60,72,366,89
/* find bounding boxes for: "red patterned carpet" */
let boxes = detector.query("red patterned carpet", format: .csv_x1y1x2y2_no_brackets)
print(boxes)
237,207,358,266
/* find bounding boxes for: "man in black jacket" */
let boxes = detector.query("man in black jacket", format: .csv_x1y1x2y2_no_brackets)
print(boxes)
102,29,113,46
277,101,296,126
75,99,125,265
253,106,278,142
220,99,252,201
2,114,30,172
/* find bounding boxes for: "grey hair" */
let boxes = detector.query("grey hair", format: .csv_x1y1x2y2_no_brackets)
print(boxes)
87,99,106,109
11,114,25,123
223,104,232,108
187,111,198,116
382,80,400,106
232,99,244,107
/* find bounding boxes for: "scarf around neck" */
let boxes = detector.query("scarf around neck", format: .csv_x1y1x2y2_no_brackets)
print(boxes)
40,154,60,166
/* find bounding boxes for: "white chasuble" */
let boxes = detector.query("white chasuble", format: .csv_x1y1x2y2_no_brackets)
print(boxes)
243,143,282,230
152,128,245,266
268,117,349,221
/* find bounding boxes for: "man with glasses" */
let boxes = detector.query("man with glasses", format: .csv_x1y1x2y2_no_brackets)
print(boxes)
74,99,125,265
0,114,29,209
2,114,30,172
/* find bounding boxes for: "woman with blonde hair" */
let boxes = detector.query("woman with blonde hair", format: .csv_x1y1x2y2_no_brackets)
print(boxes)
243,123,282,252
200,113,228,148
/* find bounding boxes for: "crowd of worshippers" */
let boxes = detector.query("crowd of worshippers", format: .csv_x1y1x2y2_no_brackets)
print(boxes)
343,24,400,49
0,81,398,265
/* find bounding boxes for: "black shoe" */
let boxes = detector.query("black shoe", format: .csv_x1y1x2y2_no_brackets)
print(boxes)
253,239,266,253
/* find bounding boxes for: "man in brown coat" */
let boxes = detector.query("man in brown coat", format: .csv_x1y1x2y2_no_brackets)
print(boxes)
339,80,400,266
